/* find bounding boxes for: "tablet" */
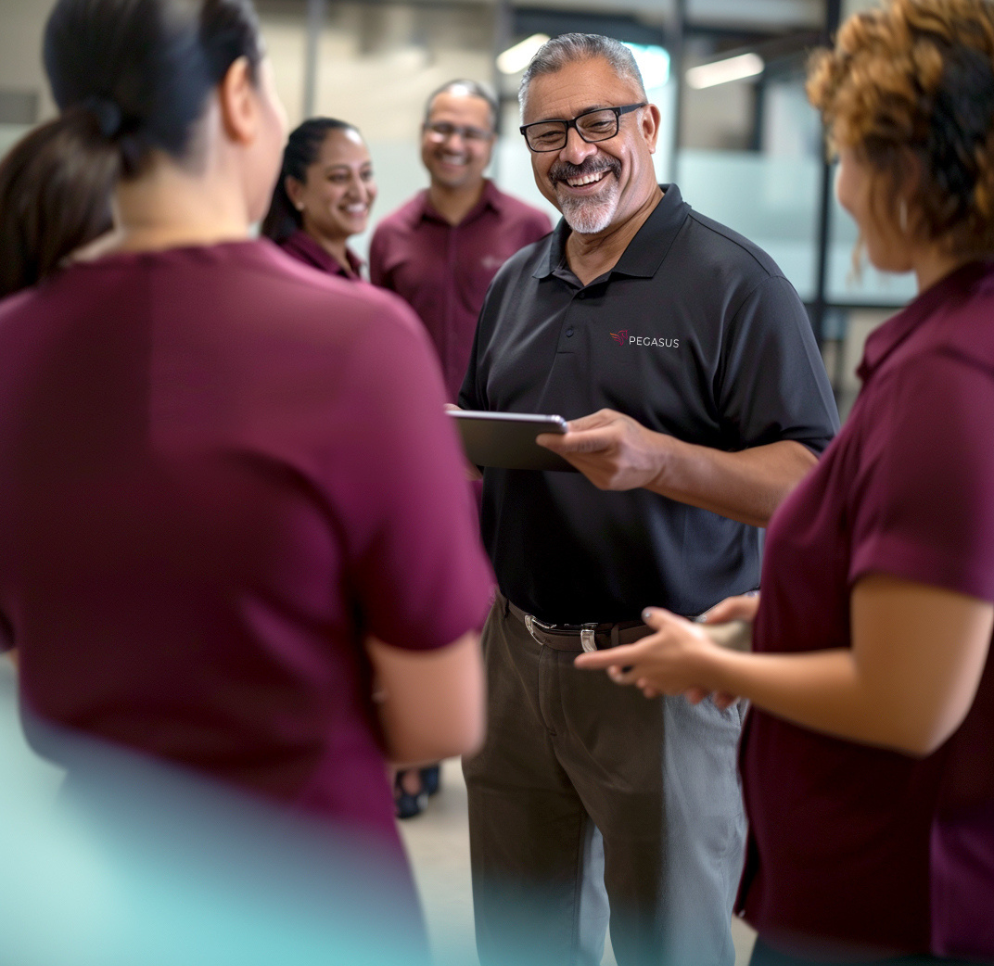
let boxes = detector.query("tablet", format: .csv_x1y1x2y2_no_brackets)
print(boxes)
449,410,576,472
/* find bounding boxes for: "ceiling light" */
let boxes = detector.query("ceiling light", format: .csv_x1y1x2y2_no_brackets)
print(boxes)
497,33,550,75
686,52,764,90
623,43,670,89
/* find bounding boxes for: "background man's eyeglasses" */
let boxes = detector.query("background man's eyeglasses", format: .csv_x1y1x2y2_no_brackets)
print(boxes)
519,103,647,153
424,121,495,144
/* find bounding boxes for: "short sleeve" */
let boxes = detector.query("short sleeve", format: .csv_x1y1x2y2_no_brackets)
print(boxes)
717,275,840,453
849,352,994,601
329,299,493,651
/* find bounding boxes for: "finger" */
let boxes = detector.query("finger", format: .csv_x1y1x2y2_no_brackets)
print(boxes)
640,606,687,630
607,664,642,686
537,429,613,455
699,594,759,625
562,409,619,432
575,644,640,669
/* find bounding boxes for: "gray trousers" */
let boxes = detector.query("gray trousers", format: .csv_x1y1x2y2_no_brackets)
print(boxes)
463,595,746,966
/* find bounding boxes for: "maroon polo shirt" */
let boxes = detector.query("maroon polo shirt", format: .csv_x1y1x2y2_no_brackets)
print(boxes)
739,261,994,961
369,180,551,401
0,239,493,855
279,228,365,281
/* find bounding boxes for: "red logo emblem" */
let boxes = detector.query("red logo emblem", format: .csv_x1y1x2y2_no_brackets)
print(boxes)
610,329,628,346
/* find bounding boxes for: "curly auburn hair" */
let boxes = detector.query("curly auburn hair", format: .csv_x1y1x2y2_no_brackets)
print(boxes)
807,0,994,258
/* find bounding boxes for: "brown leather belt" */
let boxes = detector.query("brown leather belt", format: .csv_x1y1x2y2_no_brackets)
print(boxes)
505,597,654,653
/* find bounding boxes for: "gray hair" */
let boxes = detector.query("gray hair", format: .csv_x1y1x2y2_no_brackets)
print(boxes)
424,79,499,131
518,34,647,117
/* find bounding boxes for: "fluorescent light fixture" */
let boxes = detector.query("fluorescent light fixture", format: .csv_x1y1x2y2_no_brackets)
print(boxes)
686,52,764,90
497,33,550,75
623,43,670,89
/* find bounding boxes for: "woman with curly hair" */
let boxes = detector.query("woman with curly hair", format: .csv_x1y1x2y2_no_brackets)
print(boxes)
576,1,994,962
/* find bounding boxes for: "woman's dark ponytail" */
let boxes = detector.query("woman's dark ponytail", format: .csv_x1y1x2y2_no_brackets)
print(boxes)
0,0,263,296
261,118,358,244
0,108,116,297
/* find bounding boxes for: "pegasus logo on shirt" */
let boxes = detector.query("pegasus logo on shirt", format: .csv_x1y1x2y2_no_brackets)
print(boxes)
609,330,680,349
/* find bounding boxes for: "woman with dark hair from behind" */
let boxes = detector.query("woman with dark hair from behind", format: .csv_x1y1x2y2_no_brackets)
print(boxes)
261,117,376,280
0,0,490,941
0,117,113,298
576,0,994,963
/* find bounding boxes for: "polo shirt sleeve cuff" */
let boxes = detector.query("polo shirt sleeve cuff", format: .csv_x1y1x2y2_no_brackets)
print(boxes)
850,532,994,603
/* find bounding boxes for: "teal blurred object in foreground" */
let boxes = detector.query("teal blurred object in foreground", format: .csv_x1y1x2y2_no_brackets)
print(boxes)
0,662,428,966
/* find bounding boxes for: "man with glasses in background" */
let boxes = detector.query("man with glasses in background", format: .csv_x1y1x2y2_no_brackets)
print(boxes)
369,80,549,820
459,34,839,966
370,79,551,404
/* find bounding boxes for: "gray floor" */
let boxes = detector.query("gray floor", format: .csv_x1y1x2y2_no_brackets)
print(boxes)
399,758,758,966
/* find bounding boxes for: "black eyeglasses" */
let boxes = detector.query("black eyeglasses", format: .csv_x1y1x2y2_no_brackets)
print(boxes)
519,103,647,153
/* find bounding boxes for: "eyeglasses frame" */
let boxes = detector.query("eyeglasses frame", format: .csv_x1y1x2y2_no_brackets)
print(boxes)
519,102,648,153
423,121,496,144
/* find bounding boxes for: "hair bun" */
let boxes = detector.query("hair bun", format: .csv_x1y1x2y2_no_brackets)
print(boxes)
81,95,124,139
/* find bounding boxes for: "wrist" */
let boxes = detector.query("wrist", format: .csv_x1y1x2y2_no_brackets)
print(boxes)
689,635,731,694
645,430,678,493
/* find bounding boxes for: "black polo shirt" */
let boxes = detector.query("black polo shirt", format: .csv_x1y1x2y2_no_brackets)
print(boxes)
459,184,839,623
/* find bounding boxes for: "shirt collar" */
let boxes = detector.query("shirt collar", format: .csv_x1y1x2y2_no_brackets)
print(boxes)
418,179,501,226
280,229,363,279
857,259,994,382
534,184,691,282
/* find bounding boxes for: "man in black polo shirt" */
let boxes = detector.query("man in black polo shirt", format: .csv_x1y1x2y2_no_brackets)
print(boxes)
459,33,839,966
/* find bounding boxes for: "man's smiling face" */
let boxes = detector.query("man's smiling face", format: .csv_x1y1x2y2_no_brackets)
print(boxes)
523,56,660,236
421,91,495,192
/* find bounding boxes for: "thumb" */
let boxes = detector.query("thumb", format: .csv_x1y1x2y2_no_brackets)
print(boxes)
699,594,758,625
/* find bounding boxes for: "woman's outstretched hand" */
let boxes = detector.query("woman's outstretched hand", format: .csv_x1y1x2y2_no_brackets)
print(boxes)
575,593,760,707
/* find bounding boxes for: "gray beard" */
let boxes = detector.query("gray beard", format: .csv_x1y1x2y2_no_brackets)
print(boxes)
557,189,618,235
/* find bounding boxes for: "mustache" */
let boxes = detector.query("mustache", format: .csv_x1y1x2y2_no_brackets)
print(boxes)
548,158,620,185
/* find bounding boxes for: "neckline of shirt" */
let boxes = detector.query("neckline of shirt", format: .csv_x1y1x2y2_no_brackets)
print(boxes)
535,184,690,284
857,259,994,382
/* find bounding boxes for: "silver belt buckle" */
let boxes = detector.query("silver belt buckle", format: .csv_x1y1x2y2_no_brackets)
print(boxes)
580,624,598,653
524,613,551,643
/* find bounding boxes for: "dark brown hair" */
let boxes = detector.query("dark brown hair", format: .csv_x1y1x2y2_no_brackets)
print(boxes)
0,0,264,296
260,117,359,244
0,110,114,298
807,0,994,258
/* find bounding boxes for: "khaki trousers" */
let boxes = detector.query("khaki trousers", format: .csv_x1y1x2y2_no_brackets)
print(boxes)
464,594,746,966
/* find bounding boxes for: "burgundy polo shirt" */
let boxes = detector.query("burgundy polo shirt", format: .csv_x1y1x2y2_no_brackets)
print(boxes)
279,228,365,281
0,240,493,854
369,180,551,400
739,261,994,961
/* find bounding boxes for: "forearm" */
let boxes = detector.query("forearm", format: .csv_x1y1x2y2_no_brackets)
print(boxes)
646,437,818,528
698,640,972,757
367,631,485,764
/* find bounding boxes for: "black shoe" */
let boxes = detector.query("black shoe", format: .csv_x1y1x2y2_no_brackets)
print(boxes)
420,764,441,797
394,770,427,820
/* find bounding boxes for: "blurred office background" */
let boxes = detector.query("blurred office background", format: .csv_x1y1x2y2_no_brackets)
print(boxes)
0,0,912,413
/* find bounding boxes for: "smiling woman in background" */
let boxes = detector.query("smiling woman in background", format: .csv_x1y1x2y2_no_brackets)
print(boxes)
261,118,376,281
